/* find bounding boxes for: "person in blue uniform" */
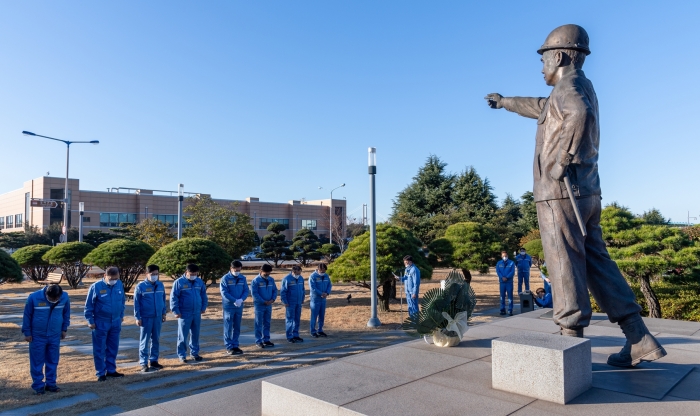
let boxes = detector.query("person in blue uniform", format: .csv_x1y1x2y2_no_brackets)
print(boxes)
309,263,332,338
85,266,126,381
22,284,70,394
281,265,305,343
251,264,278,348
515,248,533,293
396,255,421,316
220,260,249,355
496,251,516,316
534,287,553,308
170,263,208,362
134,264,167,372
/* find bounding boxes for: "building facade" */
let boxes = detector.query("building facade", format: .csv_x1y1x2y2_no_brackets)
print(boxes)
0,177,346,242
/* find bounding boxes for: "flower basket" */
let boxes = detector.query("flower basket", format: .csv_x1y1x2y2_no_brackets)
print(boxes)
432,329,461,347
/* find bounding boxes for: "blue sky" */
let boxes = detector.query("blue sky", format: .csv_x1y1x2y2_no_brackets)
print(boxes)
1,1,698,224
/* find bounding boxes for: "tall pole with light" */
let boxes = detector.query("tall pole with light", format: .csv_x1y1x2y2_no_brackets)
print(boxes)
177,184,184,240
329,183,345,247
79,202,85,242
367,147,381,327
23,131,99,243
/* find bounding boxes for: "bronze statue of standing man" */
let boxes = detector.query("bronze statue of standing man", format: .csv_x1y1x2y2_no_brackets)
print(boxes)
485,24,666,367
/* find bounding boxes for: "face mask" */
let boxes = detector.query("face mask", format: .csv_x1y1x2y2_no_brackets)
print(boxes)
502,256,508,261
520,251,525,255
232,271,240,277
187,275,197,281
106,279,117,286
148,274,159,282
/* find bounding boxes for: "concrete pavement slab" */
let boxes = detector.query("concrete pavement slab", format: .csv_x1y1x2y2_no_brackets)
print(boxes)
342,345,471,379
79,405,124,416
341,379,529,416
491,316,562,333
403,336,492,360
594,317,700,336
655,333,700,353
0,393,99,416
666,369,700,401
591,361,692,400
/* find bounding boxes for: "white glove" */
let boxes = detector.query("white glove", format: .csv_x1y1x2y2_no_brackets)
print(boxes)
235,299,243,307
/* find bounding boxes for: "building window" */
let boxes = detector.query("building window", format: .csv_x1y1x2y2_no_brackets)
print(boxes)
301,219,317,230
6,216,13,229
25,192,30,227
259,218,289,230
83,217,91,223
15,214,23,228
0,217,4,229
99,213,137,227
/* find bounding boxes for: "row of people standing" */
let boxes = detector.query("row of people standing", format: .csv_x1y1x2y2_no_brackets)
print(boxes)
22,262,335,393
496,248,552,315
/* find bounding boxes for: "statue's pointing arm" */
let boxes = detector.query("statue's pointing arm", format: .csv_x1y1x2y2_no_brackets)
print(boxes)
485,94,546,119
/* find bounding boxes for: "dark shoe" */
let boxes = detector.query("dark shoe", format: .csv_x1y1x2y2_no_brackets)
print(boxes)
231,347,243,355
106,371,124,378
97,375,107,382
293,337,304,342
190,354,203,362
34,388,45,395
256,342,265,348
140,365,150,373
287,338,296,343
508,311,513,316
607,315,667,367
179,357,188,363
45,385,61,393
263,341,275,347
311,333,319,338
560,327,584,337
499,310,506,315
226,349,235,355
150,361,164,370
318,331,328,337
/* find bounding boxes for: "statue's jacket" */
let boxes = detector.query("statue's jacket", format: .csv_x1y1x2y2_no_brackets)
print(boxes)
502,69,601,202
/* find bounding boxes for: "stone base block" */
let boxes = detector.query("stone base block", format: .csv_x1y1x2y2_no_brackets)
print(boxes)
492,331,591,404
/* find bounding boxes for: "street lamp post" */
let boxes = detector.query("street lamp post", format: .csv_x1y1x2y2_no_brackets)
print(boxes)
177,184,184,239
329,183,345,247
23,131,99,243
79,202,85,242
367,147,381,327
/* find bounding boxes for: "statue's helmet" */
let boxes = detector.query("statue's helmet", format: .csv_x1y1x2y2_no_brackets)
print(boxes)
537,24,590,55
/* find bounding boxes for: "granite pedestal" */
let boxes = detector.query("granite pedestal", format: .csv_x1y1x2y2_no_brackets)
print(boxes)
492,332,591,404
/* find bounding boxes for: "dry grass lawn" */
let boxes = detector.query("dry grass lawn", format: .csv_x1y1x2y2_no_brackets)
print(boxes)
0,266,543,415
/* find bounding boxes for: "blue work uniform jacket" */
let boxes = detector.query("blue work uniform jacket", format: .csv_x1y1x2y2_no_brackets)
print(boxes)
309,271,332,300
251,275,278,306
496,259,516,281
220,272,250,310
535,293,553,308
401,264,421,297
22,288,70,338
170,276,208,318
134,279,167,320
280,273,305,305
515,254,532,275
84,279,126,325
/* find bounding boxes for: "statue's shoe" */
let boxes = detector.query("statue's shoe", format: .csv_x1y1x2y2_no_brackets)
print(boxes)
607,315,667,367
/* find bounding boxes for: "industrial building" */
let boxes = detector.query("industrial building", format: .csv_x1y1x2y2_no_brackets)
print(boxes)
0,176,345,241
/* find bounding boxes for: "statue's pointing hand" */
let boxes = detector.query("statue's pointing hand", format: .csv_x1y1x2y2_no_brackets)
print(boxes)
485,93,504,109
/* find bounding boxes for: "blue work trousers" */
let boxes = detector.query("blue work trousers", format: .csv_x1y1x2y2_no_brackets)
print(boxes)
177,314,201,358
499,280,514,313
254,304,272,343
29,334,61,391
406,294,419,316
223,308,243,349
92,319,122,377
139,317,162,365
285,304,302,340
309,298,326,334
518,272,530,293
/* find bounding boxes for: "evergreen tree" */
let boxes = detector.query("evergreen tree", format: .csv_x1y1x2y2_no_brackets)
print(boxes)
11,245,56,284
640,208,669,225
328,224,432,311
259,223,293,267
291,228,322,266
452,166,498,222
